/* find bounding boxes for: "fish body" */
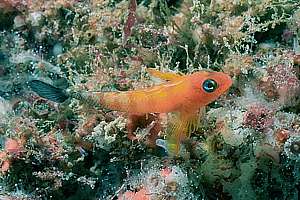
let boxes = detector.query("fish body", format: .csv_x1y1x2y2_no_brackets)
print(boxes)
98,70,232,114
29,69,232,155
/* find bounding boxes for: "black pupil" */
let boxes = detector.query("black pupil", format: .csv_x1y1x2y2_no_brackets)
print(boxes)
203,79,217,93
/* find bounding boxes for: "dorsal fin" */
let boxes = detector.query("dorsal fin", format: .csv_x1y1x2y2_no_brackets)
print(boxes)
146,68,183,81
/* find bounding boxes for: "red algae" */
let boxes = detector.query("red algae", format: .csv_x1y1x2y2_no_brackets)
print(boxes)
260,64,300,106
243,104,274,131
275,129,290,144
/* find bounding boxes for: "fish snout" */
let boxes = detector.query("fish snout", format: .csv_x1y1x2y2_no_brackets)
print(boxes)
217,72,233,92
224,73,233,88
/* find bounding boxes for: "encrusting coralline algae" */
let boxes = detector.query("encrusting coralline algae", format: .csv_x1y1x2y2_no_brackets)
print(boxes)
1,0,300,199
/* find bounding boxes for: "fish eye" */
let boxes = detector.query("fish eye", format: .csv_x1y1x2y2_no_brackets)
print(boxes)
202,79,218,93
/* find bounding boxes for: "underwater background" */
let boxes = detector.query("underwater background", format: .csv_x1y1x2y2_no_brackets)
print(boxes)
0,0,300,199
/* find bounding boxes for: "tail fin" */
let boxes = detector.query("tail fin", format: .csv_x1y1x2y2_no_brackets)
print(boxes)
29,80,69,103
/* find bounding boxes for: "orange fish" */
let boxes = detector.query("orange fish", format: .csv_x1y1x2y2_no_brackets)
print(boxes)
29,69,232,154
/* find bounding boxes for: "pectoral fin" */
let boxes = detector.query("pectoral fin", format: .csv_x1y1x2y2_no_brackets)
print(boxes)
187,107,205,134
146,68,183,81
166,111,201,156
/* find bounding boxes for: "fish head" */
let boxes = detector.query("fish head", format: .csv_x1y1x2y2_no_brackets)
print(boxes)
187,71,232,106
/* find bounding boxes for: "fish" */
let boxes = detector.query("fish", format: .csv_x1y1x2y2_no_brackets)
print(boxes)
29,68,232,155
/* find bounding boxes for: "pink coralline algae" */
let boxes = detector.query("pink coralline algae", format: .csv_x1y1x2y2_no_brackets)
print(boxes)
0,138,23,173
0,0,29,10
243,104,274,131
118,188,150,200
259,64,300,106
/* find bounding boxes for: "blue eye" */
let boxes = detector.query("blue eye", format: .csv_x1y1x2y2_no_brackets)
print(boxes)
202,79,218,93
